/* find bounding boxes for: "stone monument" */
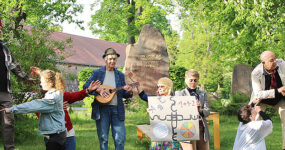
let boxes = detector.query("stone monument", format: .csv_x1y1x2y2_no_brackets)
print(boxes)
232,64,254,96
124,24,169,95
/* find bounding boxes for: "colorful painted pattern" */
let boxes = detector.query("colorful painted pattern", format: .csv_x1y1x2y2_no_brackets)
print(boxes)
180,122,196,138
150,141,183,150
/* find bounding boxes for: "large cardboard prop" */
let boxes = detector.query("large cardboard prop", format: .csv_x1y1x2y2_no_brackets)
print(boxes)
148,96,200,141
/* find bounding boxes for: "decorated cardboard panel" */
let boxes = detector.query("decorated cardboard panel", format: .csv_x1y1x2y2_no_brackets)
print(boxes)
148,96,200,141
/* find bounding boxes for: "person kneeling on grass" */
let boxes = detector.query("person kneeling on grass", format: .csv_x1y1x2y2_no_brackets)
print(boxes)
1,70,66,150
233,104,273,150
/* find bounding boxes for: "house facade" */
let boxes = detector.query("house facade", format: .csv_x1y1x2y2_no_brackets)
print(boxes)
49,31,127,92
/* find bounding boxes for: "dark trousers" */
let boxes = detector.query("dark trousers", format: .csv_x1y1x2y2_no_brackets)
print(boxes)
44,131,66,150
0,92,14,150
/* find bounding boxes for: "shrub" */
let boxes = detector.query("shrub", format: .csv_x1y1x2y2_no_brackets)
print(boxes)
210,93,250,115
126,97,148,113
78,67,96,111
169,65,187,91
78,67,94,89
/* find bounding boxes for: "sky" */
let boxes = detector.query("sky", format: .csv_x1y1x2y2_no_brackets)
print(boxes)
60,0,181,39
61,1,97,38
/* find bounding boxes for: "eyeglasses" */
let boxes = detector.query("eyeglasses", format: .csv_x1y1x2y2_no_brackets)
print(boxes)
188,79,198,83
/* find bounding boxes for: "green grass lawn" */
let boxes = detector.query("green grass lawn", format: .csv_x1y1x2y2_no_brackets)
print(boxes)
0,110,282,150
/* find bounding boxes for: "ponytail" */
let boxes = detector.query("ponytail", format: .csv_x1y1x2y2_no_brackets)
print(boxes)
40,70,66,93
55,72,65,93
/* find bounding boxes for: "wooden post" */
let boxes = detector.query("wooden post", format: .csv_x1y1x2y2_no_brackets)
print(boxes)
137,127,143,141
206,112,220,150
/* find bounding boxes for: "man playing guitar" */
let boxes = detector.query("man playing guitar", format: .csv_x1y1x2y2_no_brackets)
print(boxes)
83,48,133,150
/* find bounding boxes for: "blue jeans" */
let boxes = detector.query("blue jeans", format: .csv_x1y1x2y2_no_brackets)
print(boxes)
96,105,126,150
65,136,76,150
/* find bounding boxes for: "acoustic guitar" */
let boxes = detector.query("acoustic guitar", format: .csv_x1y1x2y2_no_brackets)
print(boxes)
95,82,140,104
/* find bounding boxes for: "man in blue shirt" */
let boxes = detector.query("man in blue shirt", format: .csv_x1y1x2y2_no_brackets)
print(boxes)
83,48,133,150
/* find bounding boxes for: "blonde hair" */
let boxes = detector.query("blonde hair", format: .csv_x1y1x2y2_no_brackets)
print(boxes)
185,69,199,79
157,77,173,95
40,70,66,93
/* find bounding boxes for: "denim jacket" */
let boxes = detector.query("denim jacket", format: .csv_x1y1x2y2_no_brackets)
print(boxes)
0,40,29,93
10,89,66,135
83,66,133,121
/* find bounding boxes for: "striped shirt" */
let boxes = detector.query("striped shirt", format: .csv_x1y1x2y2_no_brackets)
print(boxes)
0,45,7,91
0,40,29,93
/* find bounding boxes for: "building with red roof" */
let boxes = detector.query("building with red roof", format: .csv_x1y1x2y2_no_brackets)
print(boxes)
49,31,127,92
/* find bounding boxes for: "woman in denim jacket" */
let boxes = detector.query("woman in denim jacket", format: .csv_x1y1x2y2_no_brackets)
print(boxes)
1,70,66,150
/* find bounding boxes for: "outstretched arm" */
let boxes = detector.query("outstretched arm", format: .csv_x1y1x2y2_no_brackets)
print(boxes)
1,98,56,114
64,80,101,104
83,70,99,95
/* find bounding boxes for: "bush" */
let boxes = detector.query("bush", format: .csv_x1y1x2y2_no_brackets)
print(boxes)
14,114,39,143
169,65,187,91
210,93,250,115
125,97,148,113
78,67,96,111
78,67,94,89
210,92,279,117
216,74,231,99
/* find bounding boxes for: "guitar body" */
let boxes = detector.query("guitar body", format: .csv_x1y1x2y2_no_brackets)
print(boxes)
95,82,139,104
96,85,117,104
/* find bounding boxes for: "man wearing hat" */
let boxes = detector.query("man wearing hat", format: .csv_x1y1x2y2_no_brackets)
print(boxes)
83,48,133,150
0,19,33,150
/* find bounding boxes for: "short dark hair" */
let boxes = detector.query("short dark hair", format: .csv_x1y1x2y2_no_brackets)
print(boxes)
237,104,252,124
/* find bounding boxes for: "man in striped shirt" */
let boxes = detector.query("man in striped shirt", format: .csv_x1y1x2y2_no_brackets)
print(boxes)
0,19,33,150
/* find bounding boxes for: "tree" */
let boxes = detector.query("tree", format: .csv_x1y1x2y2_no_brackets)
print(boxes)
0,0,83,103
176,0,284,67
165,30,180,65
174,0,284,93
176,17,224,91
89,0,174,44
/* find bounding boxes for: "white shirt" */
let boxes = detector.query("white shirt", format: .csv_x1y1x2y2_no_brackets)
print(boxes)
233,120,273,150
66,128,75,137
103,71,118,105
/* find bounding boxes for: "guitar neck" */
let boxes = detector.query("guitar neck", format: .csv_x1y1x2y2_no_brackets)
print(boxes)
115,86,124,91
112,82,139,93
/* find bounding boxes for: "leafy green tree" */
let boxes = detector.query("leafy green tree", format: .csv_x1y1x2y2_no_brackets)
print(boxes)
89,0,174,44
176,17,224,91
176,0,284,67
165,30,180,65
169,65,187,91
0,0,83,103
174,0,284,93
